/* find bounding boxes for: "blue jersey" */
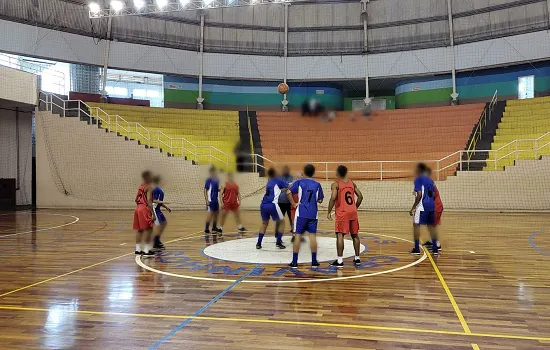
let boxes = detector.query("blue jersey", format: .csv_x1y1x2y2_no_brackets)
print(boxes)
289,178,324,219
414,175,435,212
261,178,289,205
152,186,164,213
205,177,220,203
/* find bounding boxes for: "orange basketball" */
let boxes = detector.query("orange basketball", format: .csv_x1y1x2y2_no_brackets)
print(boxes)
277,82,289,94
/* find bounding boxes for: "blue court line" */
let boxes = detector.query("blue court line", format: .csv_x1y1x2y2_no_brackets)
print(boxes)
149,263,262,350
529,230,550,256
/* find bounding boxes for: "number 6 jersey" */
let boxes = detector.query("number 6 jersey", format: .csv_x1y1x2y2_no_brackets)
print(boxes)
335,179,358,221
289,178,324,219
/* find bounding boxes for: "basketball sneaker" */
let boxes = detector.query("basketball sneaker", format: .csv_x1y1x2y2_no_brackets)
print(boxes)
311,260,320,269
409,248,421,255
288,262,298,269
238,226,247,232
330,260,344,269
256,243,262,249
142,251,155,257
204,229,211,234
353,259,362,267
135,251,143,255
276,242,286,249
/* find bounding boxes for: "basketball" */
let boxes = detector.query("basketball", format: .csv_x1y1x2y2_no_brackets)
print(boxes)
277,82,289,94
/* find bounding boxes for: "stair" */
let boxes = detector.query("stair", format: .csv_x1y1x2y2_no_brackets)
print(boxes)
462,101,505,171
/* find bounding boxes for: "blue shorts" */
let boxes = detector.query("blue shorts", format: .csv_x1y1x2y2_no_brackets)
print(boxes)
294,217,318,234
154,211,166,225
414,209,435,225
260,203,283,222
207,201,220,212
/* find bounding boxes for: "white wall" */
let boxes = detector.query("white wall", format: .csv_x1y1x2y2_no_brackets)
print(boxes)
0,65,38,105
1,19,550,81
0,106,33,206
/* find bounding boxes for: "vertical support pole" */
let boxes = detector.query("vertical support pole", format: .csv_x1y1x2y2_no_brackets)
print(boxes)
197,13,205,110
282,3,289,112
547,0,550,30
15,107,20,191
447,0,458,104
361,0,370,106
379,162,383,180
325,163,328,182
101,15,113,101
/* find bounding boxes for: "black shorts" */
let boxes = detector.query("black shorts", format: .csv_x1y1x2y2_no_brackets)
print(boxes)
278,203,292,218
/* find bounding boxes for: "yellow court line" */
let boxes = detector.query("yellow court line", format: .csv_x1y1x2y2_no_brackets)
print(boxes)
0,305,549,343
424,247,480,350
0,230,205,299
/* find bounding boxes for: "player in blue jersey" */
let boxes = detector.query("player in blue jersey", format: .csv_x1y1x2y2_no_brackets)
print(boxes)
256,168,288,250
152,175,171,250
409,163,440,255
287,164,324,269
204,166,221,234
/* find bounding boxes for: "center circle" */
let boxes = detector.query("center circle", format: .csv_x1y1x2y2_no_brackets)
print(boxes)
203,236,367,264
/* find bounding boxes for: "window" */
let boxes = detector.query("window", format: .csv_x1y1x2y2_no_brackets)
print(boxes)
518,75,534,100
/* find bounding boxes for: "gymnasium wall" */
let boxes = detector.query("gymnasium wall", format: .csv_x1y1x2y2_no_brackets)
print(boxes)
343,96,396,111
164,76,344,110
395,62,550,108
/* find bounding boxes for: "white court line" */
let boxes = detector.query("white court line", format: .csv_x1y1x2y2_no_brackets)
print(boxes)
135,232,428,284
120,243,127,246
0,213,80,238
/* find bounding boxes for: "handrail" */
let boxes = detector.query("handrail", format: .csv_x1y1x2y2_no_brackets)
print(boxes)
38,91,549,180
0,53,65,94
466,90,498,163
38,91,232,167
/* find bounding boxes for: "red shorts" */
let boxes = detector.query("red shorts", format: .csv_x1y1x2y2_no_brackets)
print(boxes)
435,210,443,225
133,205,153,230
223,203,239,213
335,219,359,235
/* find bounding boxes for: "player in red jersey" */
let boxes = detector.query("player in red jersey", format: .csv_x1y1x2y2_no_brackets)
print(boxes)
133,171,155,256
424,168,443,251
327,165,364,268
218,172,246,235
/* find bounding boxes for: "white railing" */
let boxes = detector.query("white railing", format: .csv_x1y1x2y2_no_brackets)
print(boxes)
39,91,550,180
466,90,498,161
1,53,65,94
38,91,231,166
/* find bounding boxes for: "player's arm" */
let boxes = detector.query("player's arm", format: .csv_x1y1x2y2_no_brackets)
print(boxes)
327,181,338,220
287,181,299,208
219,185,225,208
237,186,242,205
317,184,324,204
146,185,154,216
410,178,422,216
354,183,363,208
204,180,210,205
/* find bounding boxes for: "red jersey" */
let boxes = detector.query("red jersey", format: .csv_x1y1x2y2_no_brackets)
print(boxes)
222,182,239,205
434,186,443,212
335,179,358,221
135,183,149,206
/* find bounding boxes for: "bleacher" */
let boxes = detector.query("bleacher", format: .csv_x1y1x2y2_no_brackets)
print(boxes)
258,104,484,180
485,96,550,170
86,103,239,170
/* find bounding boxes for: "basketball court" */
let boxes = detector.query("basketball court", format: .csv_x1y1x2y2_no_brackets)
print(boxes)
1,210,549,349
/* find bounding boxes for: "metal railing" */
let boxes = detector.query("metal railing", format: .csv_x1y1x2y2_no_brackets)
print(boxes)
39,91,550,180
466,90,498,162
1,53,65,94
38,91,231,166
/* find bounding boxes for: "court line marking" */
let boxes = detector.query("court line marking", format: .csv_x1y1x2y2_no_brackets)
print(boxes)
149,264,262,350
136,232,428,283
0,213,80,238
529,230,550,256
0,305,549,343
424,247,479,350
0,230,205,299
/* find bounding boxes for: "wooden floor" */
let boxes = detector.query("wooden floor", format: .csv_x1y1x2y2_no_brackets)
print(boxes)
0,210,550,349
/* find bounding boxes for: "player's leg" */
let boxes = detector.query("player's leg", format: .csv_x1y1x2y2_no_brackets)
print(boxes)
350,220,361,266
427,211,439,255
410,208,422,255
142,226,155,256
256,220,269,249
218,208,228,234
330,232,345,268
234,208,246,231
135,230,144,254
274,204,286,248
257,204,271,249
153,221,167,250
212,203,221,232
289,217,306,268
308,219,319,268
204,209,213,233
